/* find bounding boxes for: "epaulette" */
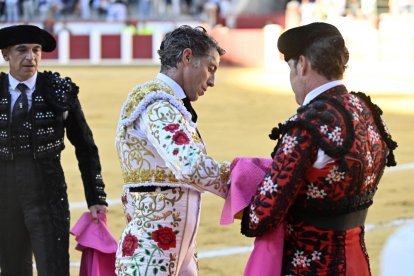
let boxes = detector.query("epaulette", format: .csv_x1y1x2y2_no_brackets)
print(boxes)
119,79,192,129
41,71,78,111
298,97,355,159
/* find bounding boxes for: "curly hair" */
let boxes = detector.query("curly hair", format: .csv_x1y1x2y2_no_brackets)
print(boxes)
158,25,225,72
302,35,349,80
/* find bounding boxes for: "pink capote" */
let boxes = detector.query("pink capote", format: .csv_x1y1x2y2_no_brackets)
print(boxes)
220,157,284,276
71,212,118,276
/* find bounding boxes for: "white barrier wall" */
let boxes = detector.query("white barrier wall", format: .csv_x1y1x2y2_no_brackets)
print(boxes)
1,18,413,66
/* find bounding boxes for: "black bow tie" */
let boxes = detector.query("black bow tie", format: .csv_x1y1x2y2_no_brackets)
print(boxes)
182,97,203,141
182,97,197,123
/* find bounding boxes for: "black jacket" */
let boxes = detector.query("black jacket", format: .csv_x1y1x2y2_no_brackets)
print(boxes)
0,71,107,275
0,70,107,207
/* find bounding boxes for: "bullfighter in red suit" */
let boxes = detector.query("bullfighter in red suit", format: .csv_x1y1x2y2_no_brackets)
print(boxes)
241,22,397,276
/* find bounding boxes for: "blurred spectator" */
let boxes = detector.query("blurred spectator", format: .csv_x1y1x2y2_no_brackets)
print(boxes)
79,0,91,19
203,0,220,27
38,0,52,20
346,0,360,18
0,0,4,21
60,0,77,16
137,0,151,19
218,0,231,25
167,0,180,17
192,0,204,14
2,0,407,27
91,0,108,19
154,0,180,18
0,0,4,20
181,0,192,14
200,0,234,27
151,0,162,17
21,0,36,21
5,0,19,22
106,0,127,21
43,17,55,34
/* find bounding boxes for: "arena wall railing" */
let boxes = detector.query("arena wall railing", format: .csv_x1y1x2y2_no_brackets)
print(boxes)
0,16,412,67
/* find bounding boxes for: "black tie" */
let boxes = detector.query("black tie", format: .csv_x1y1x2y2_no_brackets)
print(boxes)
13,83,29,122
182,97,197,123
182,97,203,141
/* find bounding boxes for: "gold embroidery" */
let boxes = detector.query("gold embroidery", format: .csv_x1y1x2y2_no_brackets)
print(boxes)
220,162,230,193
127,189,185,231
122,168,179,184
123,81,176,119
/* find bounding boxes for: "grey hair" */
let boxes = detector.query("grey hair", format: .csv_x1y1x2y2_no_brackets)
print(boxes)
158,25,225,72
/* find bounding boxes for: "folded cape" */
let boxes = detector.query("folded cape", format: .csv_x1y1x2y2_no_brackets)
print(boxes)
71,212,118,276
221,157,284,276
221,157,272,224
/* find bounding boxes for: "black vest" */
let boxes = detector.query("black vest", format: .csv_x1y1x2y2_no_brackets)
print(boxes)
0,71,78,160
10,108,33,156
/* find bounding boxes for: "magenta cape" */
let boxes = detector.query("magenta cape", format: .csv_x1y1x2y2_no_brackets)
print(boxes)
221,157,284,276
71,212,118,276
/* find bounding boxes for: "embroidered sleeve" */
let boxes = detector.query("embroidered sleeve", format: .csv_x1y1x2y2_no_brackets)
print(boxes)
241,126,317,237
139,100,229,198
65,97,107,207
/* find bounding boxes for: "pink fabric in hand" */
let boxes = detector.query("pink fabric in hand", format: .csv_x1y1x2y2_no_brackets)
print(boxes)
71,212,118,276
220,157,284,276
220,157,272,225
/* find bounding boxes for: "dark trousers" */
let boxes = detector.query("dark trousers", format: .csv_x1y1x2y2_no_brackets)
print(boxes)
0,156,69,276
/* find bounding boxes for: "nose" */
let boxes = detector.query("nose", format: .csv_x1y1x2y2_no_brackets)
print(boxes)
26,51,35,60
207,75,215,87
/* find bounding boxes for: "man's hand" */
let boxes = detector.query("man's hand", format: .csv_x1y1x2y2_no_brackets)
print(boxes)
89,204,107,223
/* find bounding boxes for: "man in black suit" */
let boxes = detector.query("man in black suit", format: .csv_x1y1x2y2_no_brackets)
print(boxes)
0,24,108,276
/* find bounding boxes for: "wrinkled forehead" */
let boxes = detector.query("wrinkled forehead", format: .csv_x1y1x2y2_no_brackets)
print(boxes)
7,43,42,51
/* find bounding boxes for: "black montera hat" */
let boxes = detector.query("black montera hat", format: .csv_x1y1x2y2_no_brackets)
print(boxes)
0,25,56,52
277,22,343,61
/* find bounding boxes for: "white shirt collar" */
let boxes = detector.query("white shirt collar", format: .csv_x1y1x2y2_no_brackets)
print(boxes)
156,73,186,100
302,80,344,106
8,72,37,90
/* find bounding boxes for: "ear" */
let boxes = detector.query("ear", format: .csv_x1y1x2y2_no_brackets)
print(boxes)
297,55,309,76
1,50,8,61
182,48,193,65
